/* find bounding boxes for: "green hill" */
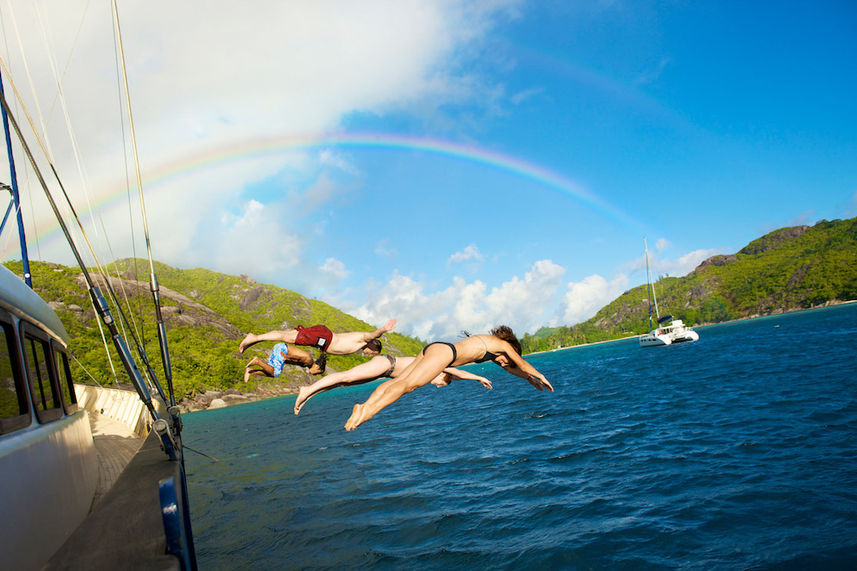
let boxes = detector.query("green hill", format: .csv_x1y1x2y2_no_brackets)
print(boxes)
6,217,855,394
3,259,424,399
522,218,857,353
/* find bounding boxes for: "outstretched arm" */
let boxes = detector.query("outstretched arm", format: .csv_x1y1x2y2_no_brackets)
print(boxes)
497,343,553,392
438,367,493,389
362,318,396,342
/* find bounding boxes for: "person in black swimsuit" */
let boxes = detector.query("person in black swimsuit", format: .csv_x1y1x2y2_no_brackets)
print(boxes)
293,354,493,415
345,325,553,430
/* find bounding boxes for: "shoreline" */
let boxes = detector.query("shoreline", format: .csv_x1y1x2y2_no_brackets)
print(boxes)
180,300,857,412
524,300,857,357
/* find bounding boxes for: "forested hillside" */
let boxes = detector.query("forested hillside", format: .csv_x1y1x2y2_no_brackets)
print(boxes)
6,217,855,395
4,259,423,399
522,218,857,353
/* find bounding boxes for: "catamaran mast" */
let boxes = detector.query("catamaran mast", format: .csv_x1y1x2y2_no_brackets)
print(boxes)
644,238,661,329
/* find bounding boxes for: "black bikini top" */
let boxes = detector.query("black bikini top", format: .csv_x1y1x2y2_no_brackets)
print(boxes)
475,351,499,363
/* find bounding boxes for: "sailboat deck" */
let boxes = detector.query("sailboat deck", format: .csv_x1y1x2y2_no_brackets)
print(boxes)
88,412,143,508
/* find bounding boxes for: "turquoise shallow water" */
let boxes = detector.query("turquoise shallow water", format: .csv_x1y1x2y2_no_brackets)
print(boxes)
185,304,857,569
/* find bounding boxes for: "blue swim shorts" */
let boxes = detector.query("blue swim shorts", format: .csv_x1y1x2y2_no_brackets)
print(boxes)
267,342,289,377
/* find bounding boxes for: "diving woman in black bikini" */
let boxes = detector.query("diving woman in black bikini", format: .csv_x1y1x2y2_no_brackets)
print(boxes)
293,354,493,414
344,325,553,430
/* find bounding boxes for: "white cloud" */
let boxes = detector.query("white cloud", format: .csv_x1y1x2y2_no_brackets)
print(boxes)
350,259,565,340
320,258,349,280
655,238,670,252
659,248,722,277
374,239,397,258
561,273,630,324
2,0,521,274
510,87,545,105
449,244,483,263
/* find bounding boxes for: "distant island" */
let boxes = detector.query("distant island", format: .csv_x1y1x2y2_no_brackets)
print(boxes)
5,217,855,407
521,218,857,352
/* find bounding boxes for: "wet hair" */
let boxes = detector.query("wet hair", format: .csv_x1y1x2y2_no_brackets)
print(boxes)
314,353,327,373
490,325,521,355
365,339,382,353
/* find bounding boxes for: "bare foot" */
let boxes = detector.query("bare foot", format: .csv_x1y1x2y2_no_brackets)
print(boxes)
244,368,251,383
294,386,313,415
344,403,365,431
239,333,257,353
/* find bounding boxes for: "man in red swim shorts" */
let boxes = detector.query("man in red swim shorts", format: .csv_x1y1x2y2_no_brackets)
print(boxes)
294,324,334,351
239,319,396,356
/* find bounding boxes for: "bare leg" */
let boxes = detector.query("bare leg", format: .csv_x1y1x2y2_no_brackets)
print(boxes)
245,369,271,382
295,356,389,414
282,346,316,368
345,345,453,430
239,329,299,353
244,356,274,382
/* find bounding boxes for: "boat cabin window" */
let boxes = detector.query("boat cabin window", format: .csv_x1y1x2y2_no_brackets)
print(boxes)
0,315,30,434
22,325,62,423
54,345,78,414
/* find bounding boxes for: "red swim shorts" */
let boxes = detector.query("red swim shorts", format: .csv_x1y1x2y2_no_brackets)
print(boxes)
295,324,334,352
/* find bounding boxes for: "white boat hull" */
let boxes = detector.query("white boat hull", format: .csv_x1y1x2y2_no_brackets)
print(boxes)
639,319,699,347
0,410,99,571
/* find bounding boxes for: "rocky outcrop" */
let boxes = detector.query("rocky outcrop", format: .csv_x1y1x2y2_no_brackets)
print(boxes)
739,225,809,256
177,385,300,413
75,273,242,337
697,254,738,268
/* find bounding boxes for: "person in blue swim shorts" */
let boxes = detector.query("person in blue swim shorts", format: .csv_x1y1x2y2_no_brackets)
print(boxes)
243,342,326,382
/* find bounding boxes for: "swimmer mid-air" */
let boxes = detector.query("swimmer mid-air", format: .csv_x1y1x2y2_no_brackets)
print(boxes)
239,319,396,356
344,326,553,430
243,343,326,382
293,354,493,414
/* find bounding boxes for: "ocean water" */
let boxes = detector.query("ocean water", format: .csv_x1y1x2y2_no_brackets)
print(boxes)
184,304,857,570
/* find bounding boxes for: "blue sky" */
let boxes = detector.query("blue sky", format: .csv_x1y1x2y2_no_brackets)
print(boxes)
1,1,855,340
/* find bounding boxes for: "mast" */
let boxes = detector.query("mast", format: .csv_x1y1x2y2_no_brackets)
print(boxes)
0,69,32,288
644,238,661,329
112,0,175,407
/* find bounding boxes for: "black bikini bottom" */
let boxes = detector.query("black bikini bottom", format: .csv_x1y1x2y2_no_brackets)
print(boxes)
422,341,457,367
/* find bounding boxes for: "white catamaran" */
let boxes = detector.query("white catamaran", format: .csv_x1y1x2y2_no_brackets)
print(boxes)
639,239,699,347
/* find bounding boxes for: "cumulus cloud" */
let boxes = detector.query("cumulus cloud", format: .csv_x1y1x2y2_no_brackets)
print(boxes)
561,273,630,325
350,259,565,339
449,244,483,263
320,258,349,280
341,243,722,339
658,248,723,277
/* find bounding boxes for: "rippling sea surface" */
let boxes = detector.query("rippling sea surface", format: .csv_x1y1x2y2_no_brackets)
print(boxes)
185,304,857,569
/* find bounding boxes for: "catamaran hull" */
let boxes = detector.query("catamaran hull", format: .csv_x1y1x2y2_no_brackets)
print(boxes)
639,333,672,346
639,319,699,347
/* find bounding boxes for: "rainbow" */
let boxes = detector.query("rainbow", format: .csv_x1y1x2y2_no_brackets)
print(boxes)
30,131,646,243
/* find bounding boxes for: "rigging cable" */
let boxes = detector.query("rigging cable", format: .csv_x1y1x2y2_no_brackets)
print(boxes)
3,1,118,377
0,56,170,406
33,0,100,240
111,0,175,407
0,88,166,431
